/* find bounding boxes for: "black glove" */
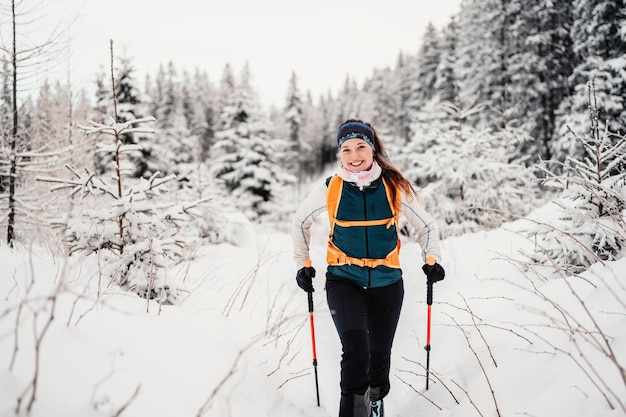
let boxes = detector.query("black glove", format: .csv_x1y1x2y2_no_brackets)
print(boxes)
422,262,445,284
296,266,316,292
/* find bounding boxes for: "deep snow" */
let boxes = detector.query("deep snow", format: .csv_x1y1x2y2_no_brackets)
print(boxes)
1,204,625,417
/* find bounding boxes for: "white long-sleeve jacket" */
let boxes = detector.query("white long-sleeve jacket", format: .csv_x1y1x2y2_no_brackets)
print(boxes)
291,173,442,270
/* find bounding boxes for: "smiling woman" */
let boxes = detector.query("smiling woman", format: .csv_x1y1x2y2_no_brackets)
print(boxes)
338,121,376,174
291,118,445,417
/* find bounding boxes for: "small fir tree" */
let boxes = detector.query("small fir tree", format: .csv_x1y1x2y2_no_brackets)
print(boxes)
36,42,209,303
528,80,626,273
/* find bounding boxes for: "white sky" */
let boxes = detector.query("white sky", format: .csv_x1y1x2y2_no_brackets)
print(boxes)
49,0,461,106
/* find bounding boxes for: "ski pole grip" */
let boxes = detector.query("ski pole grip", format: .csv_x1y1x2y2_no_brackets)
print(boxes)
427,281,434,305
426,256,435,305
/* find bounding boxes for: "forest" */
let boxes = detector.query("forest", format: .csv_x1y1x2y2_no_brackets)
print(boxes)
0,0,625,415
0,0,624,300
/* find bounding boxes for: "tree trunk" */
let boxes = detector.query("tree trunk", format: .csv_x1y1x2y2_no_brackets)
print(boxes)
7,0,18,247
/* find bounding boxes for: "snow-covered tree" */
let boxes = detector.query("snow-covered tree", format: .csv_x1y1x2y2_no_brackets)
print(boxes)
431,18,459,103
216,63,237,131
0,0,74,247
115,55,142,122
295,91,330,178
403,117,535,237
506,0,574,162
407,23,441,122
333,75,361,127
454,0,569,141
154,63,198,173
182,68,216,162
210,63,295,220
38,116,209,302
552,0,626,162
428,16,460,125
212,121,295,220
454,0,507,130
94,51,148,177
360,66,401,139
395,52,417,144
33,44,215,300
529,82,626,273
284,71,304,178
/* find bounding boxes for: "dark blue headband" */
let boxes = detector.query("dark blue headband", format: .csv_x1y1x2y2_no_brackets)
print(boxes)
337,122,375,150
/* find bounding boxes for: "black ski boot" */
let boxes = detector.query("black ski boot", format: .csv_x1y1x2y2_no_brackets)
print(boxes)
339,389,371,417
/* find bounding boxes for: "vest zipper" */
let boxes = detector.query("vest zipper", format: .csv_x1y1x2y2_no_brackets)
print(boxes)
363,190,371,288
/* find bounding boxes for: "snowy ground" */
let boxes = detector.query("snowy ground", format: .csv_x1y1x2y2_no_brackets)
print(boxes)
1,205,625,417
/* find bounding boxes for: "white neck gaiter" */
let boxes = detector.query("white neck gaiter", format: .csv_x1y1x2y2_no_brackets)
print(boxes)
338,161,382,190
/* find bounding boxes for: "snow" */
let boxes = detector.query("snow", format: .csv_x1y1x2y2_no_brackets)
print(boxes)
1,203,625,417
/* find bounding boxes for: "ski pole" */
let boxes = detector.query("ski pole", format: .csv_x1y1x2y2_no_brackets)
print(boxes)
425,256,435,390
305,259,320,406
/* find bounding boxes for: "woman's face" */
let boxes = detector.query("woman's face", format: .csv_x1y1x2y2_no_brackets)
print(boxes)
340,139,374,173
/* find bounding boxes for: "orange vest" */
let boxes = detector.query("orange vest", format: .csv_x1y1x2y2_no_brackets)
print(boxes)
326,175,402,268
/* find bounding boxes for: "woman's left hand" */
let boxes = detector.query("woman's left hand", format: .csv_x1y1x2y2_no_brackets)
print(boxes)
422,262,445,284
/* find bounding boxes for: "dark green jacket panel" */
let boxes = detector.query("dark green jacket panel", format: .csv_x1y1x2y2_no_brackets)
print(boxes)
327,177,402,288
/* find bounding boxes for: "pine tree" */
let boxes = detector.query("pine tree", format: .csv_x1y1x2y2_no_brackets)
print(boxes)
210,63,296,220
409,16,462,143
144,65,165,123
31,80,74,150
216,63,237,131
115,54,142,123
330,75,356,128
396,52,416,143
38,115,206,302
403,118,535,237
93,68,110,123
316,92,340,168
284,71,304,179
94,52,148,177
360,67,400,138
36,42,211,302
408,23,441,119
431,17,460,121
552,0,626,162
530,81,626,273
182,68,215,162
507,0,574,162
156,62,196,172
454,0,506,130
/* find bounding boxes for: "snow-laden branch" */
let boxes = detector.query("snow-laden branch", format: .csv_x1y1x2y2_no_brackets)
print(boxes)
36,165,118,198
77,117,156,136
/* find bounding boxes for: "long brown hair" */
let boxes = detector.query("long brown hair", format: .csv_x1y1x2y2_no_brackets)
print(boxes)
339,119,418,207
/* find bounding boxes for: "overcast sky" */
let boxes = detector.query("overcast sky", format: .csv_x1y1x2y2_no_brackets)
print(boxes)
52,0,461,106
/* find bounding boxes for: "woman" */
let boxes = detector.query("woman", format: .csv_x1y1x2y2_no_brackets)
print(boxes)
291,119,445,417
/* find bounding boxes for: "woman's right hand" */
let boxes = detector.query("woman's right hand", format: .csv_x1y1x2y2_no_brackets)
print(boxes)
296,266,316,292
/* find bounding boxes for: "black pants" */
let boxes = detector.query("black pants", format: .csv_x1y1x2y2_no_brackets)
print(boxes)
326,273,404,404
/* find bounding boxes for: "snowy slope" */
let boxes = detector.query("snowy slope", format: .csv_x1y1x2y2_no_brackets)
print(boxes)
1,207,625,417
